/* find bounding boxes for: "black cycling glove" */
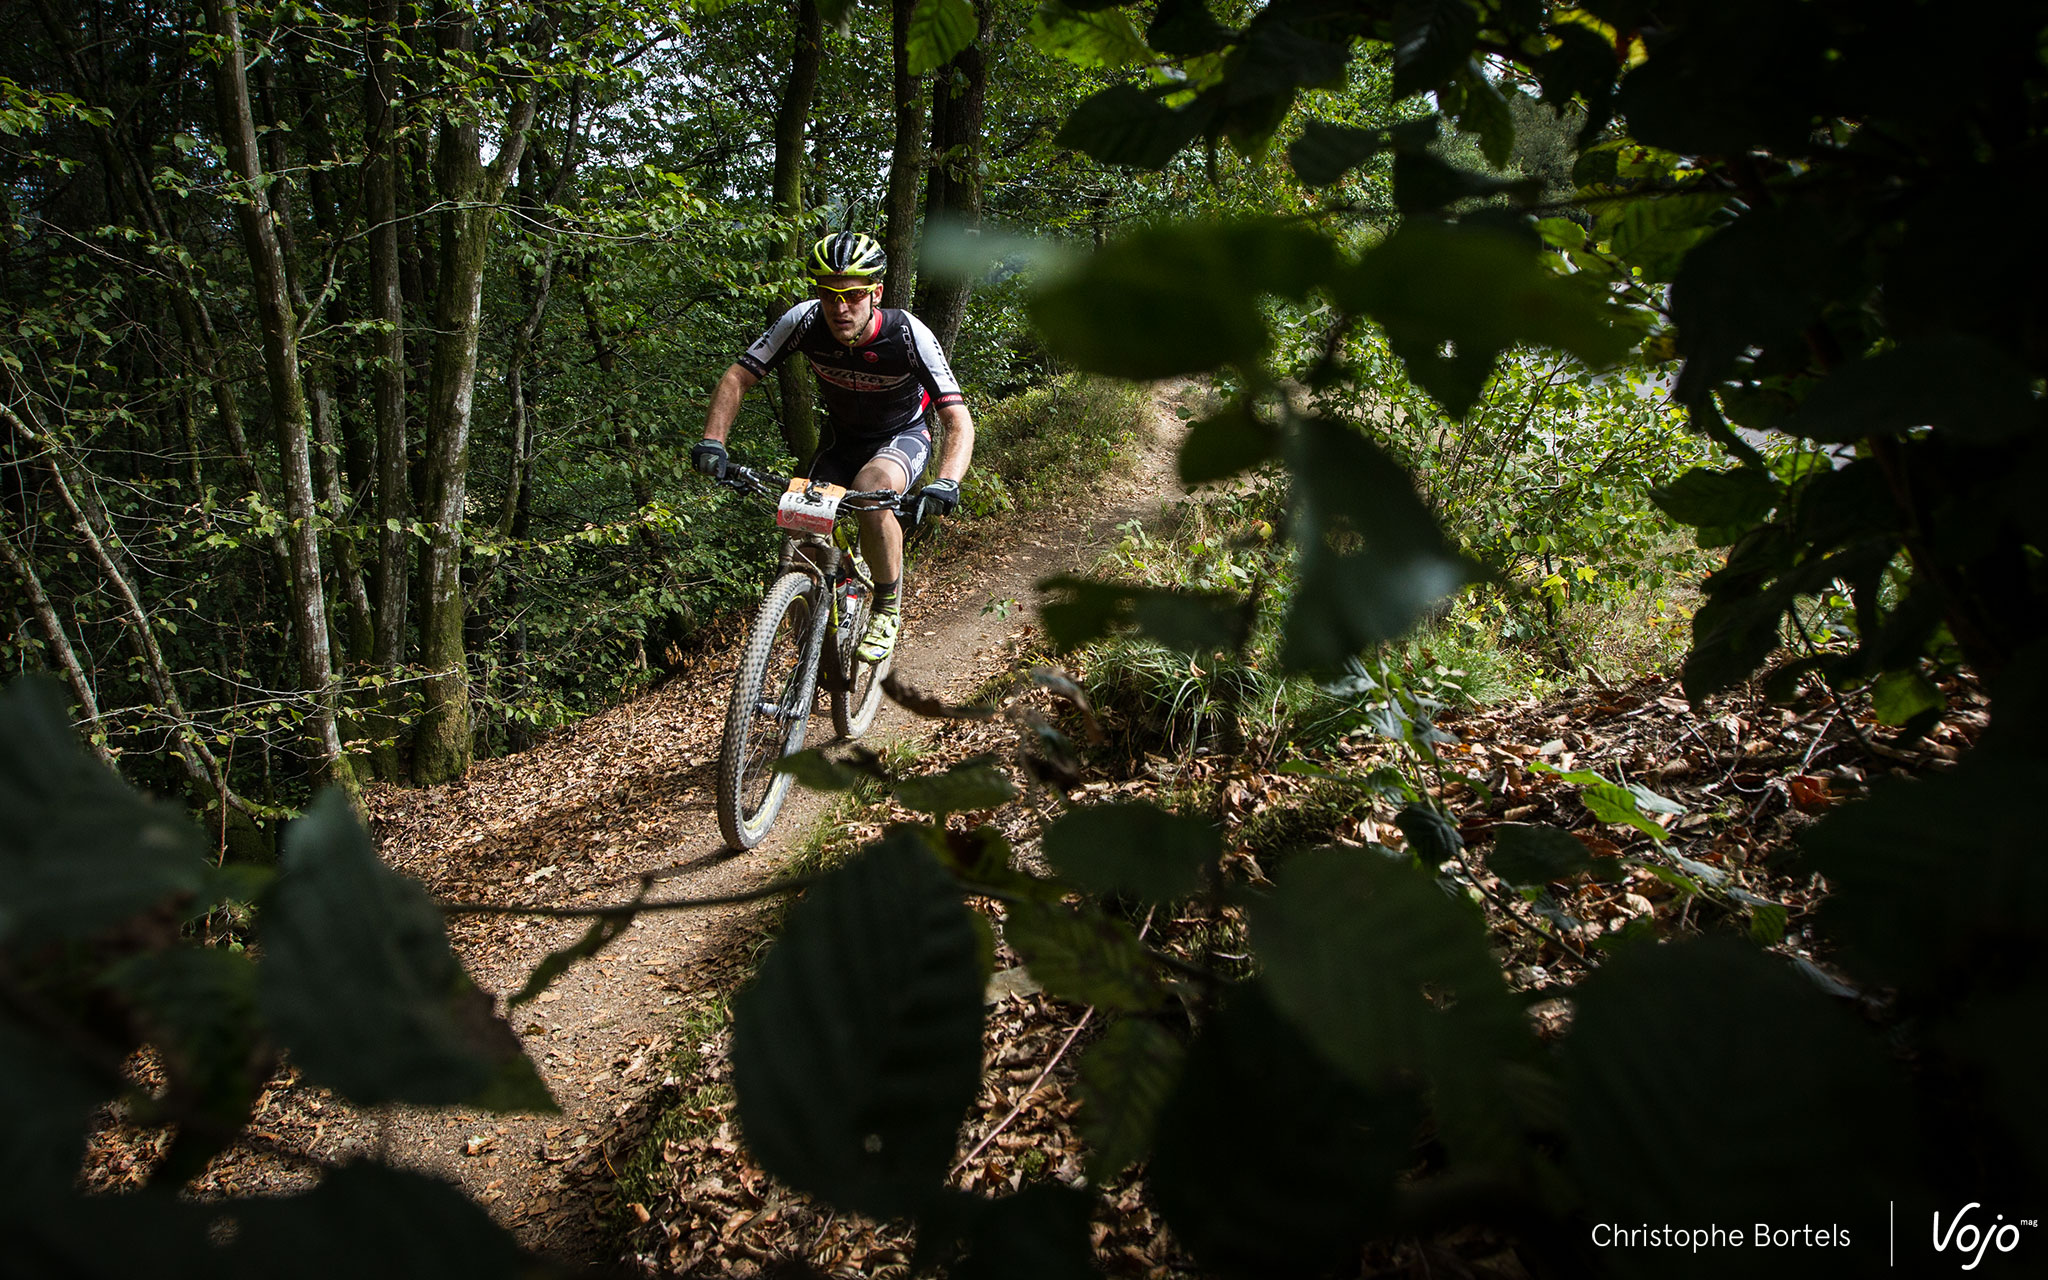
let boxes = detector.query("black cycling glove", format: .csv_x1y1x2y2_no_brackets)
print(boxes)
691,439,728,479
913,477,961,526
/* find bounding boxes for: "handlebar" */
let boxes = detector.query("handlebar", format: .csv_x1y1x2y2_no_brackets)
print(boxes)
718,461,911,514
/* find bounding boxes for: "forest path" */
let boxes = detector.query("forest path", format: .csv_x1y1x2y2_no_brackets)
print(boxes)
162,383,1196,1265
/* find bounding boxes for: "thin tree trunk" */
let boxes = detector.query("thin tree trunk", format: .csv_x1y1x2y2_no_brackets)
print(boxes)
768,0,823,461
411,6,541,785
0,510,116,770
201,0,358,801
365,0,410,780
256,52,375,673
881,0,924,310
4,404,241,809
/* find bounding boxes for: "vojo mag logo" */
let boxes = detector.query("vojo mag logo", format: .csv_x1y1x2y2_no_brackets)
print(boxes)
1929,1204,2037,1271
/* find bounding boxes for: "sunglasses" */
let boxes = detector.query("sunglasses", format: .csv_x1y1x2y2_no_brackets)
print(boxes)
814,282,878,301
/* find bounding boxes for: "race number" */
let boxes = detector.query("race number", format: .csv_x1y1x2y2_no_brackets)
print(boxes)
776,478,845,536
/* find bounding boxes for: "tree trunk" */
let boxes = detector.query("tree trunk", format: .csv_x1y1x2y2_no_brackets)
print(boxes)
256,50,375,673
365,0,411,781
0,509,116,770
202,0,358,802
410,7,541,785
768,0,823,462
4,404,240,809
910,0,990,357
881,0,924,310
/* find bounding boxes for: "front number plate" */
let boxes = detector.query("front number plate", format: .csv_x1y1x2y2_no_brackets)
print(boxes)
776,479,845,536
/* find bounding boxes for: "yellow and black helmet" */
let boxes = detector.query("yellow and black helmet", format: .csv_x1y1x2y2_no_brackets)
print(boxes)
805,232,887,280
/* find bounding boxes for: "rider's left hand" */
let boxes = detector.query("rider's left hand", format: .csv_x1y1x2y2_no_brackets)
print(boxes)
912,477,961,526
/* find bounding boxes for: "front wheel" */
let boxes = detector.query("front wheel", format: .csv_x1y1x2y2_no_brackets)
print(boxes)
717,572,821,849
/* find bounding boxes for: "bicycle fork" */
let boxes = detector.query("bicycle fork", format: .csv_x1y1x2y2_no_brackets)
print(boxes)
761,567,843,725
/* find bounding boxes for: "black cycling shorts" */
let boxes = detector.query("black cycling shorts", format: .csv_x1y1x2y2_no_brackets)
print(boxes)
807,423,931,491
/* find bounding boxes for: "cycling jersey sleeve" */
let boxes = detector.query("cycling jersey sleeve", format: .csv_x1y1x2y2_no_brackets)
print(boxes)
737,301,819,379
905,312,966,410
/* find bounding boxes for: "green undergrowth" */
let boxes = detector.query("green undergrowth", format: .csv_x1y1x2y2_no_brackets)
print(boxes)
960,373,1154,516
774,739,924,886
1067,469,1691,770
612,996,736,1218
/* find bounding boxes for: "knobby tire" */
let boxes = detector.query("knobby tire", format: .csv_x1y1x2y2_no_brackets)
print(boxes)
717,571,819,849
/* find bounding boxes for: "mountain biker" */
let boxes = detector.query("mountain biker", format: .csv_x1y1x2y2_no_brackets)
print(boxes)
692,231,974,666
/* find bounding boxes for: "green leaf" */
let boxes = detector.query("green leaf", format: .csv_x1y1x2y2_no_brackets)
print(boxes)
1130,588,1255,653
1392,151,1538,214
1288,120,1391,187
1784,336,2037,444
951,1182,1099,1280
1746,899,1788,945
1029,219,1337,377
1336,220,1632,416
1391,0,1480,100
1075,1018,1184,1178
732,831,984,1219
1248,846,1519,1089
1541,21,1618,109
774,748,863,792
1581,781,1668,840
1454,68,1515,169
1177,403,1276,484
1489,823,1622,887
0,1183,210,1277
257,791,555,1112
1053,83,1215,170
1802,754,2048,996
1671,202,1861,405
1041,801,1219,903
1562,939,1909,1229
222,1162,535,1278
0,676,209,949
1228,19,1349,100
1682,585,1794,700
104,945,265,1184
1147,0,1235,58
1003,898,1161,1012
1026,3,1150,69
1,1009,111,1189
906,0,977,74
1603,191,1730,283
1626,782,1685,816
1037,576,1253,655
1149,985,1419,1275
1650,466,1780,529
1279,417,1479,669
1869,669,1945,727
893,757,1017,818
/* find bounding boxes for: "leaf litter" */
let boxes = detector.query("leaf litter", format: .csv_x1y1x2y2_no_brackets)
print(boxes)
78,383,1990,1276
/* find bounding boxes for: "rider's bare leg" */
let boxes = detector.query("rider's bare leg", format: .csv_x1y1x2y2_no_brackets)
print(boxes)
852,456,910,587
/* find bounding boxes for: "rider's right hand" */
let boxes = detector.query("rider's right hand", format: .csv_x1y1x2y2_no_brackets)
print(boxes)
691,439,728,479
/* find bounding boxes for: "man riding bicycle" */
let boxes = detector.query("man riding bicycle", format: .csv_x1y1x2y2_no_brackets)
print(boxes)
692,231,975,666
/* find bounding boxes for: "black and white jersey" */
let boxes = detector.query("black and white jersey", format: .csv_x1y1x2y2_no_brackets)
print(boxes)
737,302,965,442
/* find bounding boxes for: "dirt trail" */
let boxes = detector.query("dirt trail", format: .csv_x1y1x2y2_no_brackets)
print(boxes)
137,384,1196,1266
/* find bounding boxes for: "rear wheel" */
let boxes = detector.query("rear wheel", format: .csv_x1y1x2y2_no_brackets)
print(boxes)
832,582,887,738
717,572,820,849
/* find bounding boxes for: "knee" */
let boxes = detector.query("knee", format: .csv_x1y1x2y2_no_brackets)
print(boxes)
853,460,908,494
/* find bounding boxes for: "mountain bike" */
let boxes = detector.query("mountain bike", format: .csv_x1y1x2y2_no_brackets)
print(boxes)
711,462,906,849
